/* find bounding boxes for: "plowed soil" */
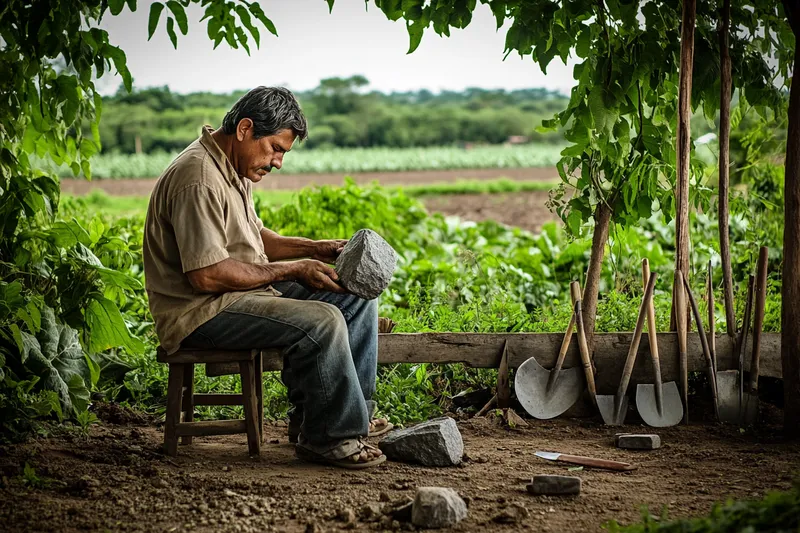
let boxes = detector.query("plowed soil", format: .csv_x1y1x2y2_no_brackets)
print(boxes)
2,411,797,533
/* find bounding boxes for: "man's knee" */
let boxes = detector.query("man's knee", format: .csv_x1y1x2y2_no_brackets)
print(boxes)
307,301,348,342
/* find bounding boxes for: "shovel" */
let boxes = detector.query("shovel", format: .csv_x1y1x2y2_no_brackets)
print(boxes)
718,275,754,424
597,271,657,425
516,295,583,419
682,271,720,421
674,270,689,423
743,246,768,425
635,259,683,427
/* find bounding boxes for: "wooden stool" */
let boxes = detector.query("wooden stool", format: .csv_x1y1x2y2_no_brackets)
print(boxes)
157,347,281,457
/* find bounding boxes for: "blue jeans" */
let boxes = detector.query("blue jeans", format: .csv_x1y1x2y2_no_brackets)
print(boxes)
182,281,378,445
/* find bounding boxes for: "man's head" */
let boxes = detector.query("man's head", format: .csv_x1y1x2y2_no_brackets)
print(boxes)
220,86,308,183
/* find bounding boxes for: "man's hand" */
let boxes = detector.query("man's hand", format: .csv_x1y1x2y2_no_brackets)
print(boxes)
292,259,346,293
311,239,348,264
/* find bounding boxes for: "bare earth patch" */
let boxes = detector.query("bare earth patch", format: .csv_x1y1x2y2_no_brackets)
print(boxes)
2,415,797,532
423,191,557,234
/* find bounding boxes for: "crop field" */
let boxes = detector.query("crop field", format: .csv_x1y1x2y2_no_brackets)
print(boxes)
38,143,565,179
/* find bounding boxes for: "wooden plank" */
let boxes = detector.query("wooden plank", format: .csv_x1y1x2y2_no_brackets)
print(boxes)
376,332,782,394
159,348,256,364
193,393,244,406
205,349,283,376
175,419,247,437
197,333,782,395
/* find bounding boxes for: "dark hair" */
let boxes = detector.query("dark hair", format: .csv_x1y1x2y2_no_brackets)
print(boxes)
222,86,308,140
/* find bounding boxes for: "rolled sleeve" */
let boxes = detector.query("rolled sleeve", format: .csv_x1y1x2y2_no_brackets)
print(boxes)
171,184,230,273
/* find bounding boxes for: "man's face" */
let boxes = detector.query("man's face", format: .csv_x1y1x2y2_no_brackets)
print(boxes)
233,119,296,183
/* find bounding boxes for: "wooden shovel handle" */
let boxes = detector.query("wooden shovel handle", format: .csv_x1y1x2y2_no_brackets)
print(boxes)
570,281,597,406
617,272,657,400
642,260,661,382
682,271,720,421
750,246,768,392
548,312,576,392
674,270,689,423
707,260,716,372
497,341,510,409
557,454,637,472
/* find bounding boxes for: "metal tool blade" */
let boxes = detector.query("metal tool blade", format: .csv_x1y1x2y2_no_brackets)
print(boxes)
597,394,627,426
635,381,683,427
716,370,741,424
515,357,583,420
534,451,560,461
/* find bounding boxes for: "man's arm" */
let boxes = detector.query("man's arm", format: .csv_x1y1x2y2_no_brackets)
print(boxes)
260,228,347,263
187,257,345,294
259,228,315,261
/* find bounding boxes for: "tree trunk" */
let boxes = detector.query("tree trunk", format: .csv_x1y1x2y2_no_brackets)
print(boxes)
718,0,736,337
671,0,696,332
782,6,800,437
582,202,612,356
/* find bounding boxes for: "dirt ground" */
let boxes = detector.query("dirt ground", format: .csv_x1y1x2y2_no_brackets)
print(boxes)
424,191,556,234
2,409,798,533
59,167,558,196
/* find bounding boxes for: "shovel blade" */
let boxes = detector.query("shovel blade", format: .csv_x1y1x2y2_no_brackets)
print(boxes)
716,370,741,424
597,394,627,426
742,393,759,425
515,357,583,420
635,381,683,428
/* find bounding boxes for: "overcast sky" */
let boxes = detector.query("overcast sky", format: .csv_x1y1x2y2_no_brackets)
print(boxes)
99,0,577,96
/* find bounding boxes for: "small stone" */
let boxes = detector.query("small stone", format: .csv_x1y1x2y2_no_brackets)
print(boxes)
150,477,169,489
548,507,556,513
617,434,661,450
222,465,231,472
360,503,383,522
492,504,529,524
198,503,209,513
336,507,356,524
379,417,463,467
527,475,581,496
275,420,287,427
411,487,467,529
379,491,391,502
238,504,252,517
335,229,398,300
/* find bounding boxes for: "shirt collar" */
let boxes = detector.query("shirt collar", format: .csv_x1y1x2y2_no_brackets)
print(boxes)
199,125,242,187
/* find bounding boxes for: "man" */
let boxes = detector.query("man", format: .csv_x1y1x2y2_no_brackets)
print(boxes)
143,87,390,469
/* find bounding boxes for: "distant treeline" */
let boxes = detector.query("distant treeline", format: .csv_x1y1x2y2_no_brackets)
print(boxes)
99,76,568,154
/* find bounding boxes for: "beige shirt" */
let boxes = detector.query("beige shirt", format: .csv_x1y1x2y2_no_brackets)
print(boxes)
143,126,279,354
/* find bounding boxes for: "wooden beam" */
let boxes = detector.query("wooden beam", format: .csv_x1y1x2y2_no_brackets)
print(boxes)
200,333,782,394
175,419,247,437
193,393,244,406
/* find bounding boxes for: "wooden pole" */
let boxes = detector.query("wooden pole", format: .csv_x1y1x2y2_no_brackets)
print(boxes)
718,0,736,337
672,0,696,332
781,0,800,438
582,202,612,356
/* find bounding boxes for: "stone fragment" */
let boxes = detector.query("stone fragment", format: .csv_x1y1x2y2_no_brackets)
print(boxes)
359,503,383,522
379,417,463,467
335,229,398,300
616,434,661,450
492,504,530,524
411,487,467,529
527,475,581,496
150,477,169,489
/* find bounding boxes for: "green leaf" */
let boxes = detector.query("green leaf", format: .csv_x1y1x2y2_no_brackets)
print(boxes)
567,466,584,472
166,1,188,35
108,0,126,16
84,353,101,388
235,6,261,47
249,3,278,37
86,298,144,354
166,17,178,48
326,0,335,13
148,2,165,40
89,216,104,245
66,374,91,414
576,28,590,58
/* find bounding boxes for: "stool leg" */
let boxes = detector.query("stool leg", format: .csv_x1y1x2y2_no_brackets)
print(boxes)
239,359,261,457
164,363,185,456
181,363,195,445
255,351,264,443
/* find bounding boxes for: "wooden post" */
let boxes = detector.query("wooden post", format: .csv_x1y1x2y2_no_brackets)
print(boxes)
164,363,185,456
582,202,612,355
181,363,195,446
239,360,261,457
781,0,800,438
672,0,696,331
718,0,736,337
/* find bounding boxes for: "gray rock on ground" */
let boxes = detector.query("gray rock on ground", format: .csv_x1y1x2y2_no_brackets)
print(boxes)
411,487,467,529
616,434,661,450
527,475,581,495
335,229,397,300
379,417,463,466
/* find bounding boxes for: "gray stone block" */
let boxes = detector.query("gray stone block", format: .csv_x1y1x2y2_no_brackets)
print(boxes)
379,417,463,467
411,487,467,529
617,434,661,450
527,475,581,495
335,229,397,300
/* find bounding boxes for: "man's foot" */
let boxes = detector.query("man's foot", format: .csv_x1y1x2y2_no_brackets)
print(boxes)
295,437,386,470
368,417,394,438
